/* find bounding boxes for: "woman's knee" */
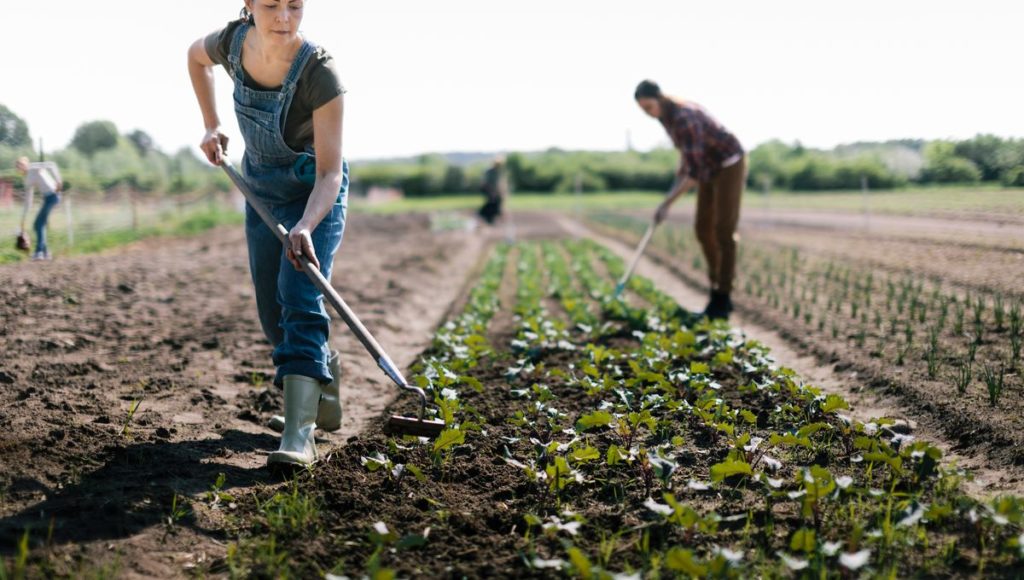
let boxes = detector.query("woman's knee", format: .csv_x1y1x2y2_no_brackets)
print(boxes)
715,227,738,249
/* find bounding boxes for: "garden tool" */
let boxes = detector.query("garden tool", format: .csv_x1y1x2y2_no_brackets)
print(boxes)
613,219,657,299
15,232,30,252
220,161,446,439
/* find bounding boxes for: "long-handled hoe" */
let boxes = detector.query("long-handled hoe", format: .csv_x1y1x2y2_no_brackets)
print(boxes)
220,161,446,438
613,219,657,299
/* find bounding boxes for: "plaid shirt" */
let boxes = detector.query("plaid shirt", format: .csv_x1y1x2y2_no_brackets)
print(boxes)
660,102,744,183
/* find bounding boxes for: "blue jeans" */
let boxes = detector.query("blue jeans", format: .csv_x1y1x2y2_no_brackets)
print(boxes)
245,195,347,387
34,192,60,255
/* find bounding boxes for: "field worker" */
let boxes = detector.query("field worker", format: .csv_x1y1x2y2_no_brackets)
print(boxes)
478,155,508,225
188,0,348,468
635,80,746,321
15,156,63,261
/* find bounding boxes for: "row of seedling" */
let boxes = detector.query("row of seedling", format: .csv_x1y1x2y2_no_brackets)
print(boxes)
589,213,1022,408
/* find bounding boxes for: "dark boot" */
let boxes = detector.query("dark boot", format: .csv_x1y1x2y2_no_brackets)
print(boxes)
702,291,733,321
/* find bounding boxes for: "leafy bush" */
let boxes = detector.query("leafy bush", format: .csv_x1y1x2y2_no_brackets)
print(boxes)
921,142,982,183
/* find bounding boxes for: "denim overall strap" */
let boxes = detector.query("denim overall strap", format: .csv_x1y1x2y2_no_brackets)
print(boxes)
227,23,319,203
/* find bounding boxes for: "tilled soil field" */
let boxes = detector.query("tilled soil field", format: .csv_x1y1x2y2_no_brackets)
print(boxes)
0,213,483,577
1,210,1023,578
589,207,1024,476
160,229,1023,578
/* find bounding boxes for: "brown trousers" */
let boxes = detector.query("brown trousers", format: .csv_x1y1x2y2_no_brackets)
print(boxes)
694,157,746,294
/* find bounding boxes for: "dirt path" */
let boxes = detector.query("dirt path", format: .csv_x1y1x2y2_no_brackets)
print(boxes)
0,213,484,577
739,206,1024,250
558,216,1024,498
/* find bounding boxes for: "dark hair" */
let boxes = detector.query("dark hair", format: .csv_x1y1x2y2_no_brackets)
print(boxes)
239,6,254,24
634,80,663,101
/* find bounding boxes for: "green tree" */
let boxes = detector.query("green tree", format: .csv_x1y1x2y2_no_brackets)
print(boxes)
748,140,798,190
953,134,1007,181
921,141,982,183
71,120,119,156
126,129,156,157
0,104,31,147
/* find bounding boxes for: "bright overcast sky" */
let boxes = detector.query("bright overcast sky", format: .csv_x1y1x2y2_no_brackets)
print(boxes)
1,0,1021,160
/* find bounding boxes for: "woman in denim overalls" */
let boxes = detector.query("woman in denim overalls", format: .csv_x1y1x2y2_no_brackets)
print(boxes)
188,1,347,468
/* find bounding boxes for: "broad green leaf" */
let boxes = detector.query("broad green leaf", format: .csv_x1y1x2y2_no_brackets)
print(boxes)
690,361,711,375
821,394,850,413
665,548,707,575
713,349,734,367
790,528,816,553
606,445,626,466
797,422,829,439
433,429,465,453
770,433,812,448
571,446,600,462
853,436,876,450
710,459,753,482
576,410,613,431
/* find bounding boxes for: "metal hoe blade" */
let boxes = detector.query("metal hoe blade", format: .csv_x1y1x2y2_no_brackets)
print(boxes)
386,415,447,438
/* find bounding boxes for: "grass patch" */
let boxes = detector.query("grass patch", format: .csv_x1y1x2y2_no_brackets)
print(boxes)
354,185,1024,217
353,191,665,215
224,477,323,578
0,204,243,265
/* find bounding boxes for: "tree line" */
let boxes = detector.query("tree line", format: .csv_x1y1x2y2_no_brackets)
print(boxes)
4,103,1023,198
0,105,230,196
355,136,1024,197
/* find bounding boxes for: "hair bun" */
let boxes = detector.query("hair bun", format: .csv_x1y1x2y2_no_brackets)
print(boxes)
634,80,662,100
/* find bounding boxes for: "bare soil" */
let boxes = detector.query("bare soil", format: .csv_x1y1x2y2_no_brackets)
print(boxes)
0,213,484,577
1,208,1021,577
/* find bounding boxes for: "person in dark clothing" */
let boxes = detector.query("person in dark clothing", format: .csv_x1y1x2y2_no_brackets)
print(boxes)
635,80,746,321
478,156,507,225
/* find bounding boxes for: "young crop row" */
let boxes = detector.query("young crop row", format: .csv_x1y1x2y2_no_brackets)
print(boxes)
393,240,1024,577
588,213,1022,410
218,238,1023,578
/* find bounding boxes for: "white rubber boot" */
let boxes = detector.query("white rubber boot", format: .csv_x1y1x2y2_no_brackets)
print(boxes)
268,350,342,433
317,350,343,432
267,375,320,468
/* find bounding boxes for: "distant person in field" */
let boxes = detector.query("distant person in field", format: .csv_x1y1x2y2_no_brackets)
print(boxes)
188,0,348,468
15,156,63,261
478,155,508,225
635,80,746,321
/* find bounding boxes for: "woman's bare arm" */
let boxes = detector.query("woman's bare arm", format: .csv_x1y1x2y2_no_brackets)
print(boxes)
286,94,345,271
187,37,229,165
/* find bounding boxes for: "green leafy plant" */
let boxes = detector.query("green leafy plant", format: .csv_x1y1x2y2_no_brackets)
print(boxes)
981,365,1005,407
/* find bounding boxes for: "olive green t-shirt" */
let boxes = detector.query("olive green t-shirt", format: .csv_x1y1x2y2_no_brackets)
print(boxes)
205,20,345,152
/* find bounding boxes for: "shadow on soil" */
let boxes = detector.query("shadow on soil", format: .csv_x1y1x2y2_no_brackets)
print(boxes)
0,429,278,553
